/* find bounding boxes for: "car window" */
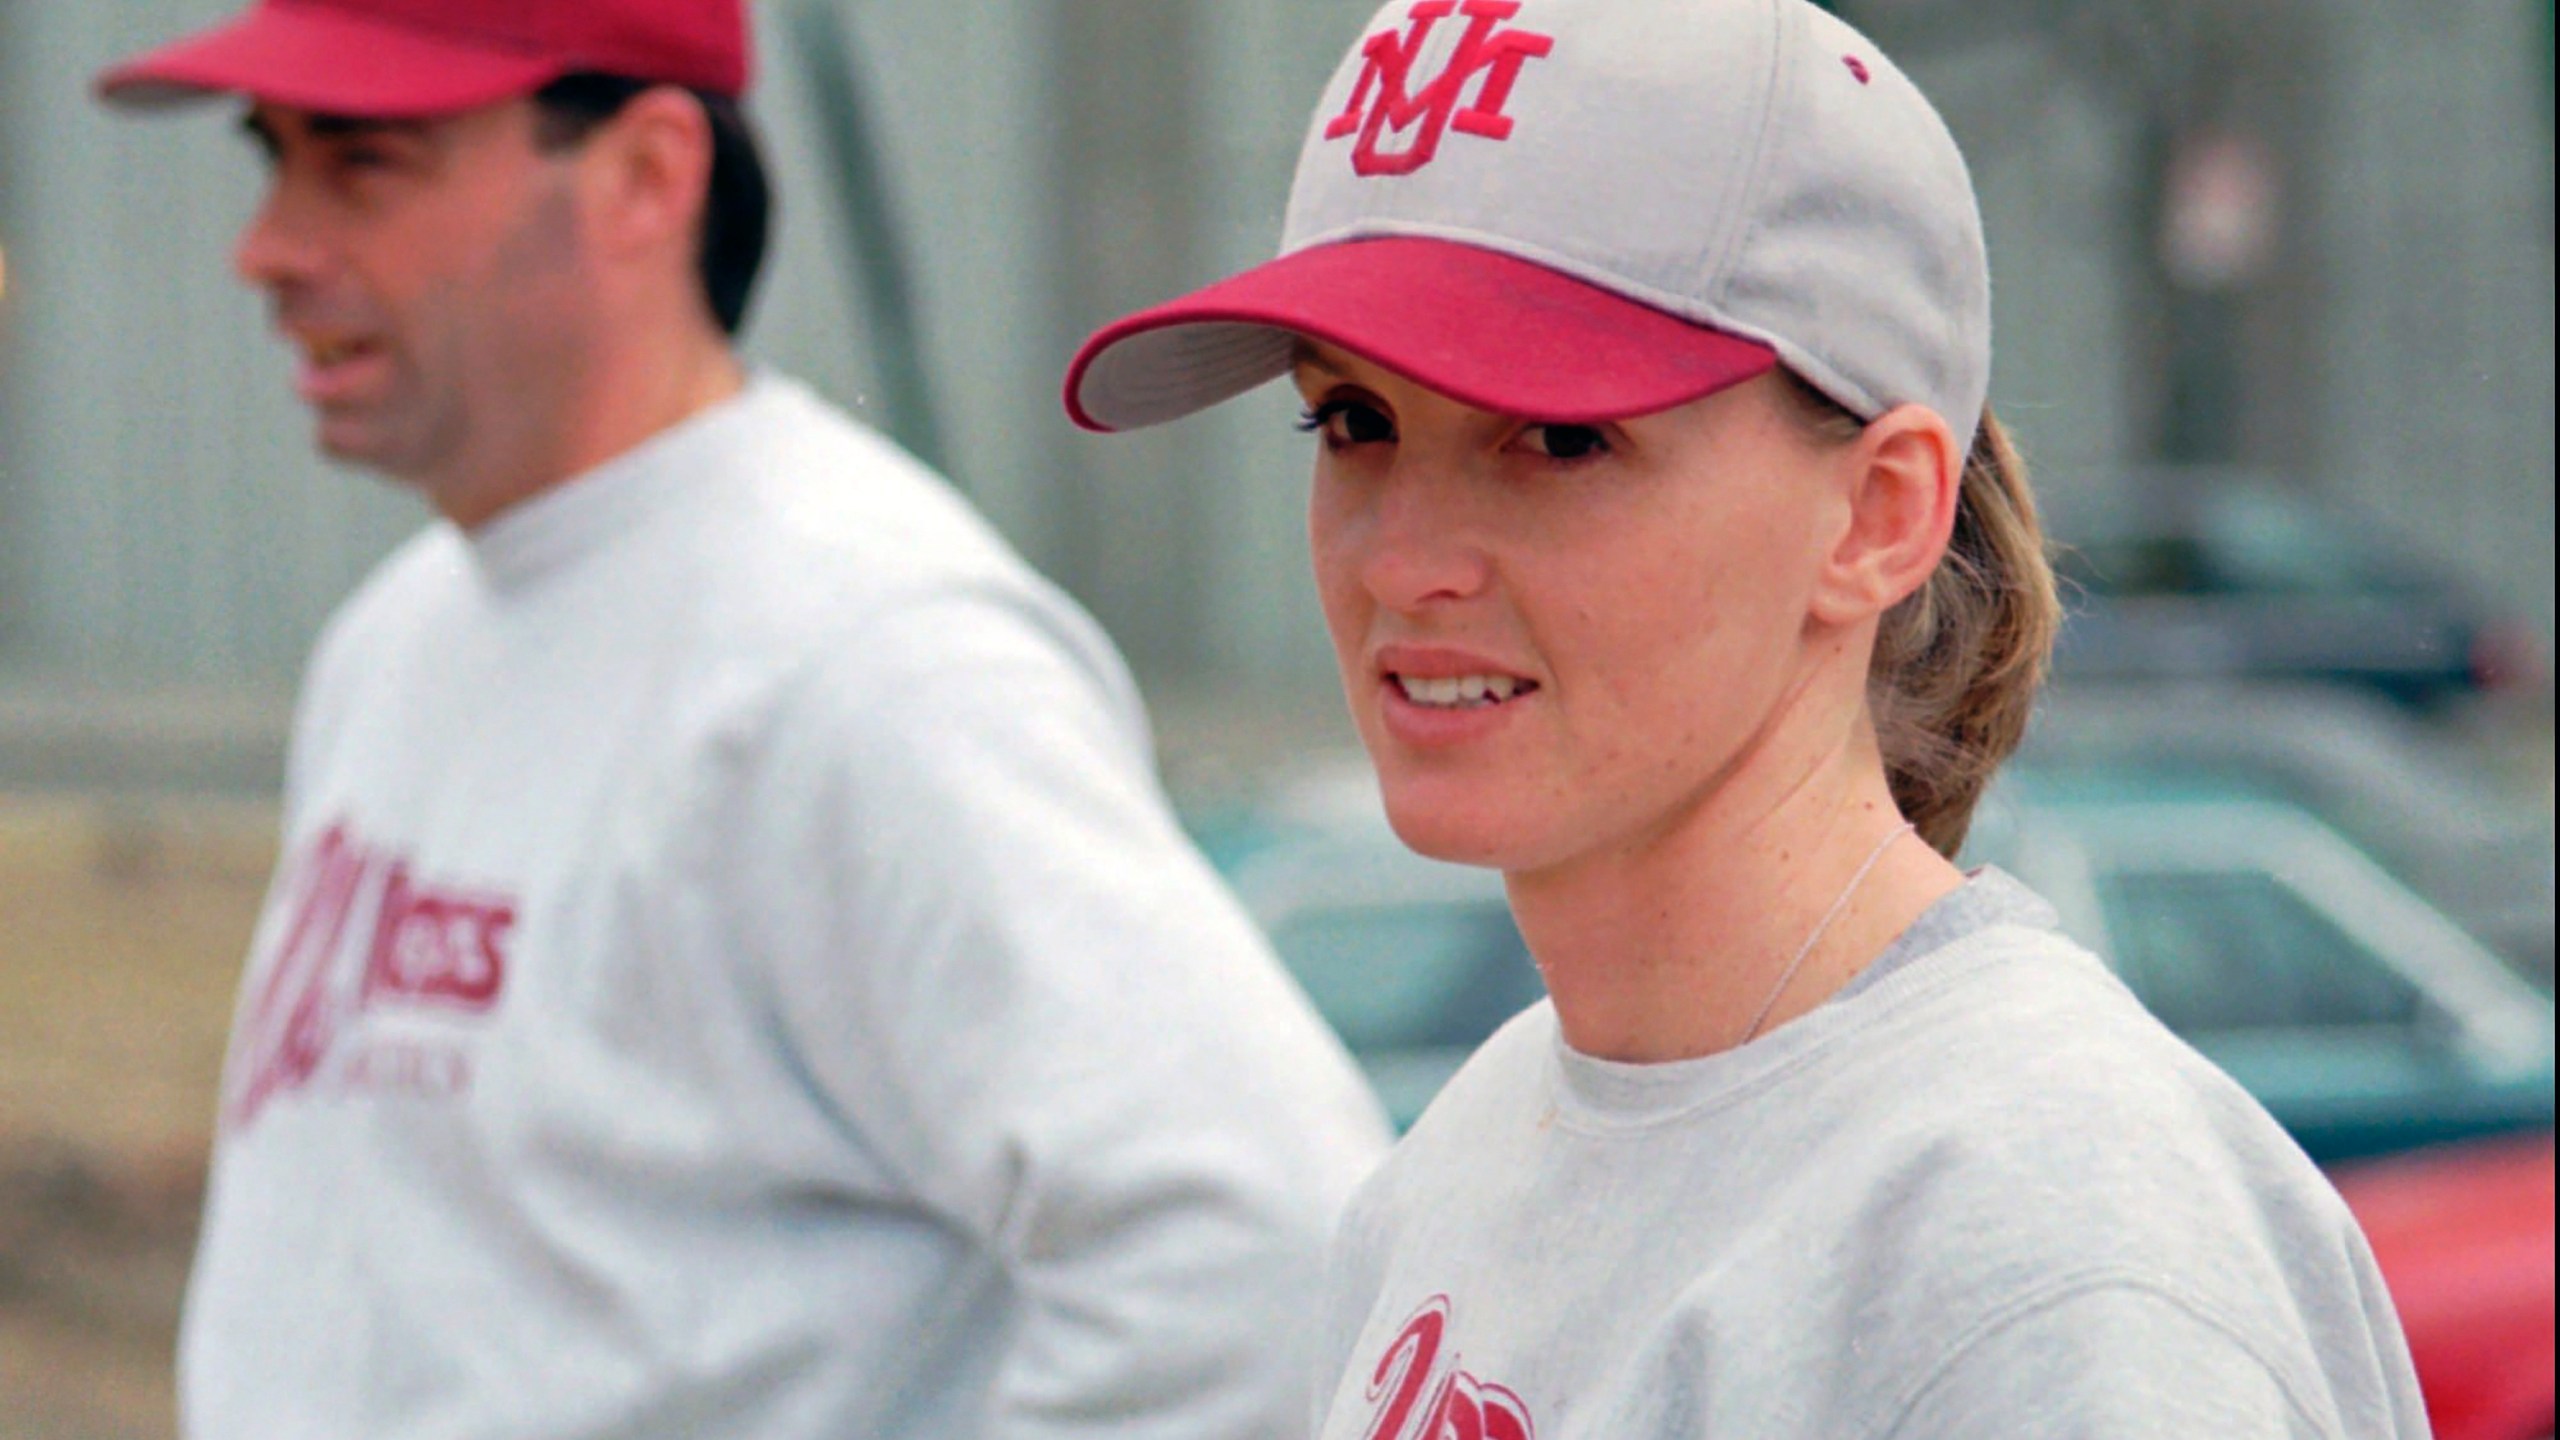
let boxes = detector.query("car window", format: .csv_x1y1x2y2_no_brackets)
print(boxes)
1271,902,1544,1053
2053,489,2426,600
2198,488,2420,597
2056,536,2216,596
2097,870,2428,1033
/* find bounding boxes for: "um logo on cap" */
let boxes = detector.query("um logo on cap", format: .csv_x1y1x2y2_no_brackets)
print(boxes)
1324,0,1555,178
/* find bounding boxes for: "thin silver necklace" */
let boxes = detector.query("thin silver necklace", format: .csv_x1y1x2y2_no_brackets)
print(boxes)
1738,821,1916,1045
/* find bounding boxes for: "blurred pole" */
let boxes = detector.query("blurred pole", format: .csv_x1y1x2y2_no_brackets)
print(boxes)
788,0,950,477
1048,1,1212,679
2154,125,2280,464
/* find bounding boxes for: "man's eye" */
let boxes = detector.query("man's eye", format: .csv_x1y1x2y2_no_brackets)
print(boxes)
1297,400,1396,445
1522,424,1609,461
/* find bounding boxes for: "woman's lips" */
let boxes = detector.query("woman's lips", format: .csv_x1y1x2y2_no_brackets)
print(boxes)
1372,646,1541,741
1387,671,1537,709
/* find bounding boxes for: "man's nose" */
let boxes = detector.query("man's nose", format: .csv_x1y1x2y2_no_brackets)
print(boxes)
231,182,326,291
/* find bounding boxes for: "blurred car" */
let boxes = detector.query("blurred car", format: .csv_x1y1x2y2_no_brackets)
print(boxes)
2046,479,2544,707
1196,758,2557,1161
1189,783,1546,1131
1967,768,2556,1163
2330,1133,2556,1440
2024,684,2555,984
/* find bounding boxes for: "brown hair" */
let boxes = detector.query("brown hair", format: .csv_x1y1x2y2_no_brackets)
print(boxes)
1782,376,2060,857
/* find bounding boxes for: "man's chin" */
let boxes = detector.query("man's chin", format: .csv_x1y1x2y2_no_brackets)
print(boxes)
310,417,402,473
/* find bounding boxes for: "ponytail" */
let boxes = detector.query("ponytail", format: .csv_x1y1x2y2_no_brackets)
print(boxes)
1868,408,2059,856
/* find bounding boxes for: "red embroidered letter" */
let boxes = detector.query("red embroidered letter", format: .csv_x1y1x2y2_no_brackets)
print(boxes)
232,824,374,1127
362,865,512,1010
1362,1298,1450,1440
229,823,520,1129
1356,1298,1536,1440
1326,0,1555,177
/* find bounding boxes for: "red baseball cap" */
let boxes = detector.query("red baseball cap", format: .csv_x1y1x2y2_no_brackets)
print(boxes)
1065,0,1988,449
1065,237,1779,433
94,0,752,117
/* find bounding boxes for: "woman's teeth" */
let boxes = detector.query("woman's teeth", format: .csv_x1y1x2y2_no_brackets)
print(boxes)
1394,673,1531,709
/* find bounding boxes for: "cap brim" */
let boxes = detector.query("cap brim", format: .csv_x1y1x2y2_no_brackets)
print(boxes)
1064,237,1780,433
95,6,562,117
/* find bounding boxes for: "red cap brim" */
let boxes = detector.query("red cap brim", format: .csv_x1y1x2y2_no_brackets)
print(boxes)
1064,237,1779,433
94,5,562,118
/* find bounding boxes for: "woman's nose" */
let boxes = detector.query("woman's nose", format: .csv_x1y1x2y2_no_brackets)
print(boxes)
1353,460,1494,612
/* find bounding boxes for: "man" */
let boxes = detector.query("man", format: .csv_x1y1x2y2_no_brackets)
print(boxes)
95,3,1392,1436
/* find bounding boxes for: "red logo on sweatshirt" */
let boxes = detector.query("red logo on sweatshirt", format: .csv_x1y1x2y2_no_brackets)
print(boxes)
360,862,514,1010
1356,1297,1536,1440
1323,0,1555,177
229,821,517,1129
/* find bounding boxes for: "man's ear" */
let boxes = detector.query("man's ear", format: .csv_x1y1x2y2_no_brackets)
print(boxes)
1809,402,1962,627
580,86,714,264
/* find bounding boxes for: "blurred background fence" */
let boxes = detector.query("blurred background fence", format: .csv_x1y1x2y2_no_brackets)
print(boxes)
1,0,2551,699
0,2,2552,1437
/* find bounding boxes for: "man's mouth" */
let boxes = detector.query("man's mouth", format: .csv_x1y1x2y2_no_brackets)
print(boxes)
286,328,393,409
298,333,378,369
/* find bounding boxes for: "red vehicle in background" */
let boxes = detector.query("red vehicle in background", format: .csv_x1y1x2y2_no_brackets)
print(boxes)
2333,1133,2557,1440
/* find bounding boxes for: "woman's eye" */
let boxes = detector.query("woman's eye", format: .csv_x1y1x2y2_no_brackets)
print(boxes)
1297,400,1396,446
1522,424,1610,461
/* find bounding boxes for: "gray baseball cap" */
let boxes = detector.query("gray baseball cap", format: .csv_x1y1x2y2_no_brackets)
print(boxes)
1063,0,1989,449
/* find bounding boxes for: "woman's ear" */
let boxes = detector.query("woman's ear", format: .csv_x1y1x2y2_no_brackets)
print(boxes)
1809,403,1962,627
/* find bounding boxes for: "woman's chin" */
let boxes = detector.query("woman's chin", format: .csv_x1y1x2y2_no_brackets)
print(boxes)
1377,785,1538,872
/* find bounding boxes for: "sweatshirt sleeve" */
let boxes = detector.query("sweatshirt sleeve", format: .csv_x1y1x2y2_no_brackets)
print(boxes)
1878,1282,2351,1440
728,586,1394,1440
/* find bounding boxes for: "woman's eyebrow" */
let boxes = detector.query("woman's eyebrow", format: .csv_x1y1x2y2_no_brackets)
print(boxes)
1288,338,1345,378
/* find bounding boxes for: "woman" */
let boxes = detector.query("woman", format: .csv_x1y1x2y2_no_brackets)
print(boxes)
1065,1,2431,1435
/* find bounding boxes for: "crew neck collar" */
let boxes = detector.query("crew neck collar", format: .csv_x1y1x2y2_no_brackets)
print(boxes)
463,373,780,591
1544,868,2057,1131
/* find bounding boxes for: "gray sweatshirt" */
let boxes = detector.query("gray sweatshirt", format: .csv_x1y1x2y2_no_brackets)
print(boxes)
1314,871,2432,1439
